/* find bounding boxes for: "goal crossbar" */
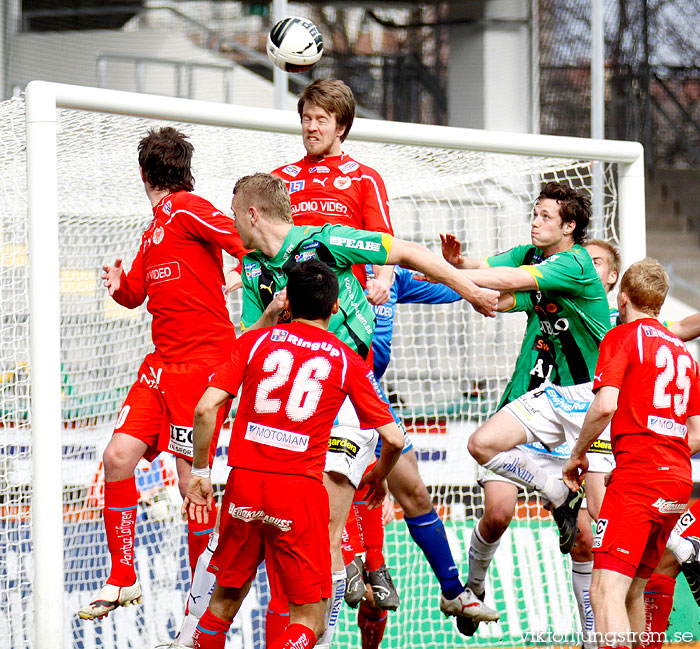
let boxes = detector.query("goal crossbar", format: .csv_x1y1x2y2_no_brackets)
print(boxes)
24,80,645,649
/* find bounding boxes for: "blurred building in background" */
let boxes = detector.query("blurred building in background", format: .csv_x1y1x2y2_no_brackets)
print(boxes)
3,0,700,302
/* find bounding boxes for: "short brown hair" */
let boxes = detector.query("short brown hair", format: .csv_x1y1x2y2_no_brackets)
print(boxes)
297,78,355,142
138,127,194,192
585,238,621,284
233,173,292,224
536,181,591,244
620,257,669,317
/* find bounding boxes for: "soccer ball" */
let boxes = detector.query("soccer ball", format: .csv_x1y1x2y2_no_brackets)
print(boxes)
266,17,323,73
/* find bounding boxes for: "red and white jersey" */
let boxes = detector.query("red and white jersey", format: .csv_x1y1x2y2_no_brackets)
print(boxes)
593,318,700,483
111,191,246,364
272,154,393,287
271,154,393,234
211,321,395,481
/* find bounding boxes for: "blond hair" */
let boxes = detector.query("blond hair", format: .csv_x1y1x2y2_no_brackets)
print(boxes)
233,173,292,224
584,238,621,286
620,258,669,316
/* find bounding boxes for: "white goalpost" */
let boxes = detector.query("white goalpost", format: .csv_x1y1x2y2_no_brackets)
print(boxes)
15,80,645,649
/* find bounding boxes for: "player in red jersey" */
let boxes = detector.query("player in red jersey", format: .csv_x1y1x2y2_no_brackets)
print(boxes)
78,127,246,621
182,260,404,649
269,77,488,638
563,258,700,648
641,500,700,649
271,78,393,302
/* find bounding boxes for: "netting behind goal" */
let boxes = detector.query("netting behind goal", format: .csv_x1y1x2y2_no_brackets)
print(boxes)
2,93,620,649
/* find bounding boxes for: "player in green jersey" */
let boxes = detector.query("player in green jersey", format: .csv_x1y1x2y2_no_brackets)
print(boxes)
233,172,502,633
440,184,607,638
448,183,609,574
239,222,390,358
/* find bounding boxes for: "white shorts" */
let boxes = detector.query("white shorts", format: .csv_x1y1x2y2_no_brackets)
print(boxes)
477,441,568,486
478,440,589,509
324,397,378,489
504,381,611,454
586,427,615,473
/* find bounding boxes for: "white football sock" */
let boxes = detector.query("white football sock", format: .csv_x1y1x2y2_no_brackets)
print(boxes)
667,530,694,563
466,524,500,596
571,560,595,648
483,449,568,507
177,532,219,646
315,569,346,648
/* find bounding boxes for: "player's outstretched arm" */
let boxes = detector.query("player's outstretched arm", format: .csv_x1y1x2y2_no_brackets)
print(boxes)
100,258,123,295
183,386,229,524
440,233,488,270
359,422,404,509
366,264,394,305
562,386,619,491
460,265,538,292
101,253,147,307
386,238,498,317
668,313,700,342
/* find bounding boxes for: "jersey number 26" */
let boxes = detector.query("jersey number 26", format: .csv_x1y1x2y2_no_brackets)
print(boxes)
255,349,332,422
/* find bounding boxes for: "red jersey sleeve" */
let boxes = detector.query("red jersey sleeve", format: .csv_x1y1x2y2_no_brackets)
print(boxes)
345,352,395,429
593,325,631,392
359,165,393,235
210,331,263,396
175,193,249,264
111,246,147,308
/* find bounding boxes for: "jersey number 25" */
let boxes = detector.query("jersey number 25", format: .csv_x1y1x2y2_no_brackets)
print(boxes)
654,345,692,417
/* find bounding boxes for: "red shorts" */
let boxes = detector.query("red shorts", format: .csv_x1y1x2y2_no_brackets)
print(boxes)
209,468,332,605
593,476,691,579
114,352,228,463
674,499,700,538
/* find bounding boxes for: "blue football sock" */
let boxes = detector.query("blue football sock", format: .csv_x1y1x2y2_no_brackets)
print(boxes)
404,509,464,599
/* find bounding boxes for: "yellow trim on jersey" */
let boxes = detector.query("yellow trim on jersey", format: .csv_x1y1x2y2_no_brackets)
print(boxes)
240,321,249,332
501,292,519,312
381,233,393,257
520,264,542,289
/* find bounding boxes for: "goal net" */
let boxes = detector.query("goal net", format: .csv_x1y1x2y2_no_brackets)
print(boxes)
3,84,642,648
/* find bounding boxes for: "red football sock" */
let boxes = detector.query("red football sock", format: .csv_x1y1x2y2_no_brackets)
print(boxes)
355,502,385,571
188,501,217,577
266,595,291,647
358,600,387,649
104,476,138,587
643,573,676,648
268,623,316,649
354,472,385,572
192,608,230,649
